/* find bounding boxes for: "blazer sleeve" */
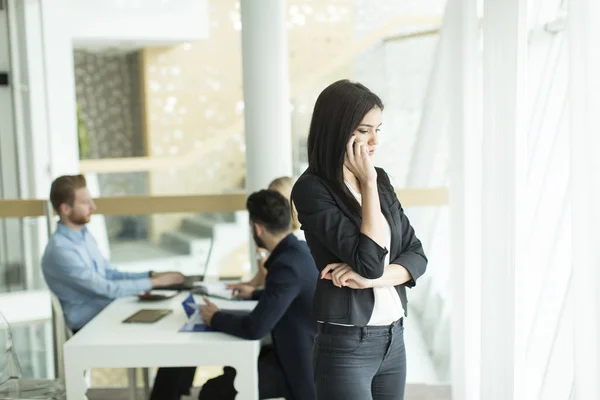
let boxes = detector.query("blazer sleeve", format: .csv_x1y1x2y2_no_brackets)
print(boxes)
380,173,428,287
291,174,388,279
211,263,300,340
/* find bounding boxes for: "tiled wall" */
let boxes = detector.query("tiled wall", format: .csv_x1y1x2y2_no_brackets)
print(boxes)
74,50,145,160
74,50,149,239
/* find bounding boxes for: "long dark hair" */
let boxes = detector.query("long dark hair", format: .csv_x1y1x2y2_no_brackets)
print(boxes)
306,79,384,215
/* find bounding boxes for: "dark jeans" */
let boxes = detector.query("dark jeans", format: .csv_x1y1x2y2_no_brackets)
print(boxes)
150,346,291,400
313,319,406,400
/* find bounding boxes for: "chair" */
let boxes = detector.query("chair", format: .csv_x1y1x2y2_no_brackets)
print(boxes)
50,295,70,383
0,310,66,399
51,294,150,400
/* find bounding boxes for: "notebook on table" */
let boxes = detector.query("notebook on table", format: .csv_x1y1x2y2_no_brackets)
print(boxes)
123,309,172,324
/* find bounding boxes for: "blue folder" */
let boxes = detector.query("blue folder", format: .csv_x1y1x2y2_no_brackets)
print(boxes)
179,293,215,332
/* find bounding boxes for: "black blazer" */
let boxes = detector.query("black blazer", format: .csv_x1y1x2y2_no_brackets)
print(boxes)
211,234,317,400
291,168,427,326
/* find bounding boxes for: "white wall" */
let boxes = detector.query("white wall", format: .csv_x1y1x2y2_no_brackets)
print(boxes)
69,0,209,50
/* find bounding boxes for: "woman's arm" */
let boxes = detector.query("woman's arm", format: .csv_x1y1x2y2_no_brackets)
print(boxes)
292,175,388,279
321,263,412,289
388,205,427,287
371,264,412,287
379,170,427,287
346,136,386,248
360,181,386,248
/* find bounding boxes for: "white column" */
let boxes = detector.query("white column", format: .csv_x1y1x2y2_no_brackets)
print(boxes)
446,0,481,398
569,0,600,397
12,0,79,194
8,0,79,281
40,0,79,178
481,0,527,398
240,0,292,194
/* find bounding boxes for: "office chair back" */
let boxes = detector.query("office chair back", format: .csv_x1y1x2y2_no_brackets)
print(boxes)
0,311,22,386
50,295,72,382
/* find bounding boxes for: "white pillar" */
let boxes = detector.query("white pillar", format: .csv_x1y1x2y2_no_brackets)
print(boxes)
569,0,600,397
8,0,79,279
481,0,527,398
446,0,481,398
40,0,79,178
240,0,292,194
11,0,79,194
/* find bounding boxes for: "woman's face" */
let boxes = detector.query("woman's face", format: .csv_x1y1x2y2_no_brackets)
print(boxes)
352,107,382,157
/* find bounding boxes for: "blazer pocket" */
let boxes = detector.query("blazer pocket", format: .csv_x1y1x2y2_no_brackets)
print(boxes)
312,279,351,320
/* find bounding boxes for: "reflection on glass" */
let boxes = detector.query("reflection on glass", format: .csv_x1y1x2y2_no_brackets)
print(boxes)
101,211,251,280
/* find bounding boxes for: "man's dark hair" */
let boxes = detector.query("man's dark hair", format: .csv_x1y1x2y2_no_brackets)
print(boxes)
306,79,384,215
246,190,292,235
50,174,87,214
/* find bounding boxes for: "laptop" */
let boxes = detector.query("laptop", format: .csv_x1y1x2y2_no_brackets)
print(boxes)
154,239,215,291
150,239,239,301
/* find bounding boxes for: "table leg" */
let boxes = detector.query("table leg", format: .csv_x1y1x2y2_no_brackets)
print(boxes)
127,368,138,400
142,367,151,397
232,349,259,400
64,358,88,399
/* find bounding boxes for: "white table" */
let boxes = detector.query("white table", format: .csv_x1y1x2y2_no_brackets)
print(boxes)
63,293,260,399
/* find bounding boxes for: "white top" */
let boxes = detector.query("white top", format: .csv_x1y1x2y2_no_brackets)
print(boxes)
293,229,306,241
346,182,404,326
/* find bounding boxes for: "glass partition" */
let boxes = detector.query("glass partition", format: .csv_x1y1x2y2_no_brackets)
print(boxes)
102,210,251,280
10,323,53,380
0,217,27,292
0,216,53,380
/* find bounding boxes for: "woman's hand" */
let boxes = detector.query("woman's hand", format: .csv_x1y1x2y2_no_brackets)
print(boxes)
321,262,373,289
344,135,377,184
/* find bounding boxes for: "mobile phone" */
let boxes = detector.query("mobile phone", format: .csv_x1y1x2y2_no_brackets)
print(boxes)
255,249,268,261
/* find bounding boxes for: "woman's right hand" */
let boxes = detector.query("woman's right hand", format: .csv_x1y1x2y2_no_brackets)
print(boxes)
321,262,373,289
344,135,377,184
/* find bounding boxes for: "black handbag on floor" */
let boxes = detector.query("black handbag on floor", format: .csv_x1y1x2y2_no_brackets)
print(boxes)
198,366,238,400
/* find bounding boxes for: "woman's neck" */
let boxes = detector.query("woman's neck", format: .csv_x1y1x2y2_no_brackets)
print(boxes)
343,167,361,194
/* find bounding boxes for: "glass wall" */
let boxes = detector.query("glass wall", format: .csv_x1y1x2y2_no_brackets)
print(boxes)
3,0,451,387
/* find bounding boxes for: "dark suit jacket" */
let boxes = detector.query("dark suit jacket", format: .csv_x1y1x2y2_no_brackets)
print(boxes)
291,167,427,326
211,234,317,400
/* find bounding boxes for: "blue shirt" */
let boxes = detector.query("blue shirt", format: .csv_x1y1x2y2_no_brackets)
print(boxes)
42,222,152,330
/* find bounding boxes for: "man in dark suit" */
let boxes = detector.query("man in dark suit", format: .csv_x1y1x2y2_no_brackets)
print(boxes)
150,190,317,400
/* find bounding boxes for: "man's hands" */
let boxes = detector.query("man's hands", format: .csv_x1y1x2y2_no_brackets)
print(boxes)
200,296,220,327
226,247,269,293
226,283,255,300
150,272,185,288
227,247,269,290
321,263,373,289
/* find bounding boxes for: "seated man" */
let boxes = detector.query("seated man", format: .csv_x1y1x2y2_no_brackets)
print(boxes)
150,190,317,400
227,176,304,292
42,174,185,332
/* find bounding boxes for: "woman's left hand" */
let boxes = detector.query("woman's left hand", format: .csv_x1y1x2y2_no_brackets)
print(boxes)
321,263,373,289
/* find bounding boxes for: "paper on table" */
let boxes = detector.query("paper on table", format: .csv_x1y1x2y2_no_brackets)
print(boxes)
193,281,235,300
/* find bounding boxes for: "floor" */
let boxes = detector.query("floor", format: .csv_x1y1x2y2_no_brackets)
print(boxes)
86,384,452,400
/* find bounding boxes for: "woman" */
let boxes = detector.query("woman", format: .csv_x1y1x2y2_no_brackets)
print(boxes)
229,176,303,293
268,176,304,240
291,79,427,400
